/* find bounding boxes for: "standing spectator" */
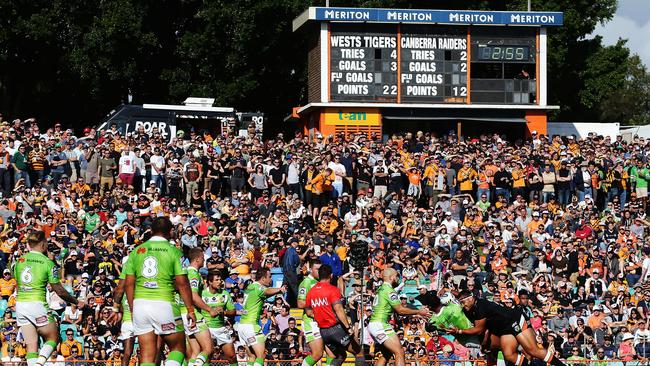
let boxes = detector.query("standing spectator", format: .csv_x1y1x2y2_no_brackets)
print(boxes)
12,145,30,188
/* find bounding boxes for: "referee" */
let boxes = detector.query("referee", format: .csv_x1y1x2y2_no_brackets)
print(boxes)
305,265,365,366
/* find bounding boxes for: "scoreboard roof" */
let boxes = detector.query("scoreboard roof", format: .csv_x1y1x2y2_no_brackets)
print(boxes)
293,7,563,31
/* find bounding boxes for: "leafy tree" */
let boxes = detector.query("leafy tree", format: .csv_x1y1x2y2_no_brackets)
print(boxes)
601,55,650,125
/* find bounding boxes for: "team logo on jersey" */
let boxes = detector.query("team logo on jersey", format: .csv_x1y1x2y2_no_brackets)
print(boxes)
299,288,306,296
137,247,147,254
377,333,386,341
389,293,399,302
190,279,199,288
161,322,175,331
247,337,256,344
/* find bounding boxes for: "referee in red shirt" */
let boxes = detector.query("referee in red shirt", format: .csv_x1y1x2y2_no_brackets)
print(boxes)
305,264,365,366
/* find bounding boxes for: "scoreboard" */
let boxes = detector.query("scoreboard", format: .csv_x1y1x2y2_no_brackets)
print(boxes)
329,24,468,103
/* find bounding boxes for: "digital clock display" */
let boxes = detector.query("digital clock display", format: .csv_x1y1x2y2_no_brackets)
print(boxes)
477,45,530,61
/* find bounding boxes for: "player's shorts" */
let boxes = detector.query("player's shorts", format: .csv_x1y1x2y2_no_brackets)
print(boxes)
132,299,184,336
209,326,233,346
120,321,135,340
302,319,322,343
320,323,352,352
182,313,208,336
368,322,396,344
488,309,531,337
16,301,55,327
237,323,265,346
638,187,648,198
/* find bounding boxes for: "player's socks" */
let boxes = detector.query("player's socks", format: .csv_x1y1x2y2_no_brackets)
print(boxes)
166,350,186,366
354,356,365,366
26,352,38,366
195,352,208,366
254,357,264,366
188,358,195,366
514,354,529,366
142,364,156,366
330,359,344,366
325,356,334,366
229,363,238,366
247,362,255,366
546,351,567,366
35,340,57,366
302,355,317,366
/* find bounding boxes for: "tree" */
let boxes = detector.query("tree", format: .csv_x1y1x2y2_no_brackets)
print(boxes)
0,0,643,129
601,55,650,125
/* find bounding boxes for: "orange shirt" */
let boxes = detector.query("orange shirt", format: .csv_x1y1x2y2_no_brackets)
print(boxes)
0,278,15,296
407,172,421,185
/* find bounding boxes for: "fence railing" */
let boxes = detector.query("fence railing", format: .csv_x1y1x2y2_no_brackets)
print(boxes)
2,359,649,366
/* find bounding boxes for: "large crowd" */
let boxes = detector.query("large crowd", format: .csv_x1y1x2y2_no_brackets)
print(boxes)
1,116,650,365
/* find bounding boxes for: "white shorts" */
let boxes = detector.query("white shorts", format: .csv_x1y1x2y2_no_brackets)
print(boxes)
209,326,233,346
182,313,207,336
638,187,648,198
16,301,54,327
120,321,135,340
236,323,265,347
132,299,183,336
302,320,322,343
367,321,396,345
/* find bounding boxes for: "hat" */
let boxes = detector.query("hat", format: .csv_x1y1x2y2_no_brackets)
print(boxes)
229,269,239,275
445,211,452,216
70,250,78,256
2,269,10,275
622,333,635,342
442,345,453,353
593,268,600,273
418,285,428,290
81,273,89,279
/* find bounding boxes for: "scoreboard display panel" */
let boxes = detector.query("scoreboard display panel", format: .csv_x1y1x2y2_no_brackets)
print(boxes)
327,24,537,105
400,25,467,103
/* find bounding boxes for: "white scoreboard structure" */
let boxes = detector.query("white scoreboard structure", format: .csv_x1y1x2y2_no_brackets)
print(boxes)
291,7,563,140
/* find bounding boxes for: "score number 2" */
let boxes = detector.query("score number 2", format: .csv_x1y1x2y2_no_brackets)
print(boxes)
383,85,397,95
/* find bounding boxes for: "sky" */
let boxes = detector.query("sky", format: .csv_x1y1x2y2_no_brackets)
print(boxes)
592,0,650,67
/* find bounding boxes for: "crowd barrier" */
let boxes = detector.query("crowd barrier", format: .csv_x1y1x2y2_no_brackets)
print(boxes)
3,360,650,366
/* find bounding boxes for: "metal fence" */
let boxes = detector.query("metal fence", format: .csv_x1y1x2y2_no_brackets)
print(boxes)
2,360,650,366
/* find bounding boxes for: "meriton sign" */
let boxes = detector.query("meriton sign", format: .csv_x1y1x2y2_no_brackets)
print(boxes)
314,7,563,26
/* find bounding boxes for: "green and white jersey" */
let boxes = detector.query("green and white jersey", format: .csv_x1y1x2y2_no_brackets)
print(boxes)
123,237,186,303
201,288,235,328
119,256,132,322
298,275,318,326
369,283,400,323
15,251,60,302
239,282,268,325
176,267,202,318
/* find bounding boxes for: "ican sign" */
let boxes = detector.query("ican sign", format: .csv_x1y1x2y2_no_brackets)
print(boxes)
313,7,563,26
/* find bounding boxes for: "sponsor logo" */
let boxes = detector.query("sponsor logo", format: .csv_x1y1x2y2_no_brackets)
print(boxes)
310,297,330,307
35,316,48,324
247,337,256,344
19,258,25,263
161,322,175,331
389,293,398,301
299,288,306,296
144,281,159,288
137,247,147,254
377,333,386,340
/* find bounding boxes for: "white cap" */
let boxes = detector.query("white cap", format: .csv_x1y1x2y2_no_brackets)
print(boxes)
623,333,635,341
